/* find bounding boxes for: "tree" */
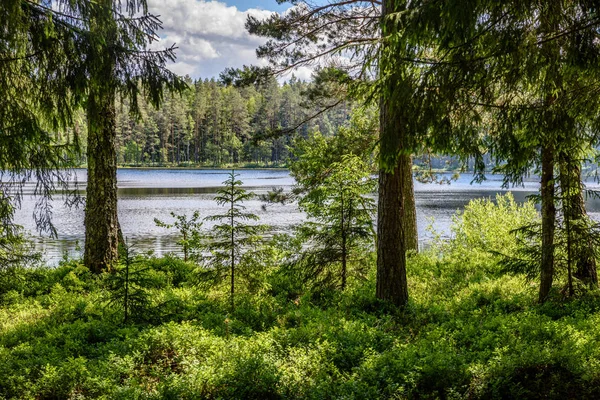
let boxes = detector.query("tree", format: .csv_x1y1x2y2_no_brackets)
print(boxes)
3,0,185,273
294,154,376,291
0,0,85,241
203,171,266,311
247,0,418,306
384,0,600,300
81,0,185,273
83,0,121,273
105,242,151,323
290,107,377,189
559,147,598,288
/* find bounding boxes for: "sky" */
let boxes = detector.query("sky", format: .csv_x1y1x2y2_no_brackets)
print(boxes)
226,0,291,12
146,0,314,80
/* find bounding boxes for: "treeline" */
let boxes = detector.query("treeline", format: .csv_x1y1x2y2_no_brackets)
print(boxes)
107,76,351,167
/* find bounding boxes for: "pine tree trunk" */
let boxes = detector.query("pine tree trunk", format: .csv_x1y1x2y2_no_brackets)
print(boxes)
341,191,347,290
375,0,409,307
401,154,418,253
376,164,409,306
559,153,598,287
84,0,120,274
230,180,235,312
539,144,556,302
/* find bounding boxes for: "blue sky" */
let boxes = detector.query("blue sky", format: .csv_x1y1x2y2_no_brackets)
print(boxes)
228,0,291,12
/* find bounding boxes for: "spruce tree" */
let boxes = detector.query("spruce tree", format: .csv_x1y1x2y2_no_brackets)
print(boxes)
203,171,266,311
382,0,600,300
3,0,185,272
295,154,376,291
80,0,186,273
0,0,85,237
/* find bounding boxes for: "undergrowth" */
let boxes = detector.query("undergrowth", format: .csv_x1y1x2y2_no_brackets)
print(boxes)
1,194,599,399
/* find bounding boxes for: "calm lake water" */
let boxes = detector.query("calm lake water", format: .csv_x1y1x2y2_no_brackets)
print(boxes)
12,168,600,265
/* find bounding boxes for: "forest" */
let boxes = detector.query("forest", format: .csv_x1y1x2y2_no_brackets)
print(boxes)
3,0,600,398
111,76,352,167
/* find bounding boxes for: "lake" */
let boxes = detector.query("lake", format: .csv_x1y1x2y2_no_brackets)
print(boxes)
12,168,600,265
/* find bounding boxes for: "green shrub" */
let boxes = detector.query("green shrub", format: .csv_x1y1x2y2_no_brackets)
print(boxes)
4,196,600,399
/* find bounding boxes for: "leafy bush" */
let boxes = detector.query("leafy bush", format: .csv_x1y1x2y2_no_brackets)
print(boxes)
154,211,204,262
442,192,539,257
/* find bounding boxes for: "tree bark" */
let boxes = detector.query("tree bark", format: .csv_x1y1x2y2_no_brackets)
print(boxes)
375,0,409,307
341,191,347,291
559,153,598,287
402,154,418,253
376,164,409,306
84,0,120,274
84,87,119,274
230,178,235,312
539,144,556,302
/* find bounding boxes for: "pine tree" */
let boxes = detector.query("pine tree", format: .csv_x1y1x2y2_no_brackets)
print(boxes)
247,0,417,306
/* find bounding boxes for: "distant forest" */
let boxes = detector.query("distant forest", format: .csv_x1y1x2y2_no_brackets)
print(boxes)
65,75,354,168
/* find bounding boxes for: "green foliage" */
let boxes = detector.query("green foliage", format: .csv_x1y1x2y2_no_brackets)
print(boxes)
4,228,600,398
294,154,376,292
154,211,203,262
440,192,539,261
290,107,378,188
104,245,151,323
284,111,377,292
0,227,40,271
5,194,600,399
499,198,600,294
201,170,268,310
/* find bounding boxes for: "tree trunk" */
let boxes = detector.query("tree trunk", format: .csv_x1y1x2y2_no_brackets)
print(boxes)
84,82,119,274
539,144,556,302
559,152,598,287
401,154,418,253
84,0,120,274
376,90,409,306
341,190,347,290
375,0,410,307
376,163,409,306
230,178,235,312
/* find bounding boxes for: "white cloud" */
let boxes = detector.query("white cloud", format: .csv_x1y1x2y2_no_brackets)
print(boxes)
147,0,282,79
287,66,313,81
168,61,199,76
